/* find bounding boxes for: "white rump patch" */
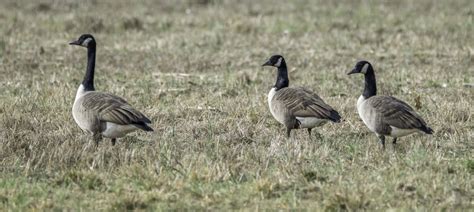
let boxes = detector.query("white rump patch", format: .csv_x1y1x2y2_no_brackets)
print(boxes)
296,117,327,128
389,127,418,138
102,122,139,138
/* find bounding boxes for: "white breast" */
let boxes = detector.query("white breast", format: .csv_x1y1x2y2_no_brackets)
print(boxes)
72,84,90,132
101,122,139,138
268,87,278,119
356,95,377,133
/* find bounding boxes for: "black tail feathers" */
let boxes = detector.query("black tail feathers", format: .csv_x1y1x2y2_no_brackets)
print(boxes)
134,123,154,132
330,110,342,123
421,125,434,134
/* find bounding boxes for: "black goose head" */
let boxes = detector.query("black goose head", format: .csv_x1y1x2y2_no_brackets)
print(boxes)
348,60,377,98
347,60,373,75
262,54,289,90
262,55,285,68
69,34,96,48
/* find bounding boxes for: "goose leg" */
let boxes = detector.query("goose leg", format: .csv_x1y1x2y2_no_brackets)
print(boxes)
111,138,116,146
377,134,386,150
392,138,397,144
93,133,102,147
286,128,292,138
307,128,312,136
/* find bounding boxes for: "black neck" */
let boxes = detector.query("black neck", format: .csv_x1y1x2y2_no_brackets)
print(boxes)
363,67,377,98
274,61,289,90
82,44,96,91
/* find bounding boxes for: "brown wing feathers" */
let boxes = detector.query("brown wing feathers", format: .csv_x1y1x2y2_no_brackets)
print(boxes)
82,92,153,131
369,96,432,134
275,87,341,122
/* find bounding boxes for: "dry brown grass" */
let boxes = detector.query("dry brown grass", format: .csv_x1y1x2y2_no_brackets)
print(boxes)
0,0,473,210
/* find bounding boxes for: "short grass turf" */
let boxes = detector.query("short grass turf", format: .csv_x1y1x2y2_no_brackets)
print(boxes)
0,0,473,210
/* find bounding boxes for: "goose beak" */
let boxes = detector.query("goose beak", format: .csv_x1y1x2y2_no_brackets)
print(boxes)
262,60,272,67
347,68,358,75
69,40,80,45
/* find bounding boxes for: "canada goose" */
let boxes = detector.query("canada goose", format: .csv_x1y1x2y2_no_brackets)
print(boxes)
69,34,153,146
262,55,341,138
347,60,433,149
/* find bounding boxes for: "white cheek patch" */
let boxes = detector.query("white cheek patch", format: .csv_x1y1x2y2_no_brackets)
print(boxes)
361,63,369,74
82,38,93,46
275,57,282,67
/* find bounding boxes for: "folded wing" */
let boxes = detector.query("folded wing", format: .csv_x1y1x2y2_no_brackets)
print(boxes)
367,96,432,133
272,87,341,122
81,92,152,130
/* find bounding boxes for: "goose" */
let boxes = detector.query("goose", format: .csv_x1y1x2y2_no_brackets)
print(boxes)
69,34,153,146
262,55,341,138
347,60,433,149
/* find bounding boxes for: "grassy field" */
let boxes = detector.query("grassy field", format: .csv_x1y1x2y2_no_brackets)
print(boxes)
0,0,473,210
